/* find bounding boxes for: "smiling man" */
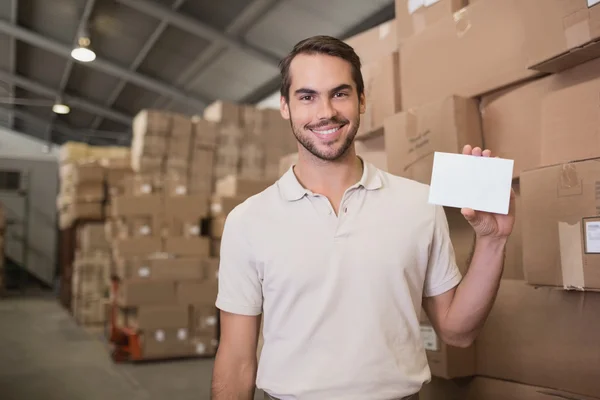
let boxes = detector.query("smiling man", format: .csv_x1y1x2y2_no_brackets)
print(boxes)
211,36,515,400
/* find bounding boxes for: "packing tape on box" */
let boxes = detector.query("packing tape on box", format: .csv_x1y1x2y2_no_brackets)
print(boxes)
558,221,586,290
563,11,591,50
453,8,471,38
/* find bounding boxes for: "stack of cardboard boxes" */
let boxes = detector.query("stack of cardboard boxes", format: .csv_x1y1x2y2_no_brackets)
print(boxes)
105,110,221,360
203,101,297,182
71,223,112,325
317,0,600,397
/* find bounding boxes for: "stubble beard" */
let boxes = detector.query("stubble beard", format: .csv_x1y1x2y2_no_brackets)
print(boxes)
288,110,360,162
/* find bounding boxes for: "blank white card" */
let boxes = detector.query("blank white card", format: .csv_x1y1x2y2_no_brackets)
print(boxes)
428,152,514,215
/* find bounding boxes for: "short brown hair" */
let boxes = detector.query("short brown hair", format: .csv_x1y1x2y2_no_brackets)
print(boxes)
279,35,364,102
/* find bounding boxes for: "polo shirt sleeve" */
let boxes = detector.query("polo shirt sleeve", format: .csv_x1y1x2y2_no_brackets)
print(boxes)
423,205,463,298
215,206,263,316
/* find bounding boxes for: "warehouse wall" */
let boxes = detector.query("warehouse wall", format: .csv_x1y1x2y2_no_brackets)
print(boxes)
0,127,59,285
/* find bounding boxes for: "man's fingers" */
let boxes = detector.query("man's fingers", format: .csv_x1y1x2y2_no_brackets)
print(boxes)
482,149,492,157
462,144,472,155
472,147,483,157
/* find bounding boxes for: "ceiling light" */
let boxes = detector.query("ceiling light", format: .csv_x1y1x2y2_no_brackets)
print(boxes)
52,103,70,115
71,36,96,62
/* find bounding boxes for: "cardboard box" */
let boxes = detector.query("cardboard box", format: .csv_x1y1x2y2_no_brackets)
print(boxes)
523,0,600,73
59,202,103,229
204,257,219,281
419,377,600,400
167,135,192,160
164,194,209,219
384,96,482,185
190,305,218,336
540,57,600,168
78,223,111,252
359,52,402,137
123,173,162,196
215,175,272,198
521,158,600,290
113,237,163,258
191,335,218,356
170,113,192,137
211,239,221,258
114,257,205,281
210,216,226,239
504,182,523,280
203,101,245,126
60,162,105,184
115,216,162,239
400,0,542,109
164,237,210,257
177,280,218,305
131,155,164,173
164,218,202,238
395,0,468,41
117,280,177,307
355,133,387,172
133,109,172,136
476,280,600,398
141,328,193,359
126,306,189,331
480,76,559,178
344,20,398,64
111,194,163,217
193,119,218,149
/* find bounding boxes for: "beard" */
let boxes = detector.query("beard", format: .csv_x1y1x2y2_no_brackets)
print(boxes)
289,111,360,162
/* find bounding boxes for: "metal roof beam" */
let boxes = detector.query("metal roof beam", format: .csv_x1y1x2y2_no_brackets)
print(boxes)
89,0,188,131
7,0,18,129
155,0,283,111
45,0,97,141
0,20,209,110
0,70,132,126
115,0,281,66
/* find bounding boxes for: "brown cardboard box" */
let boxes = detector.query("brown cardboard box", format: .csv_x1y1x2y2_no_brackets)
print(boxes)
60,202,103,229
504,182,523,280
204,257,219,281
193,119,218,149
164,237,210,257
123,174,162,196
476,280,600,397
133,109,172,136
203,100,245,126
164,218,202,238
190,305,218,336
521,158,600,290
344,20,398,65
210,216,226,239
480,76,559,178
114,257,205,281
170,113,192,137
191,335,218,356
215,175,272,198
211,239,221,258
113,237,163,258
78,223,111,252
117,280,177,307
419,377,600,400
115,216,162,239
177,280,218,305
540,57,600,168
60,162,105,183
59,182,105,204
355,133,387,172
522,0,600,73
164,194,209,219
358,52,402,137
167,135,192,159
384,96,482,185
131,155,164,173
141,328,193,359
400,0,542,109
111,194,163,217
395,0,468,41
125,306,189,331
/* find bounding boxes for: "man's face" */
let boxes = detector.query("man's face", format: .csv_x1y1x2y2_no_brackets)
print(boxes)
280,53,366,162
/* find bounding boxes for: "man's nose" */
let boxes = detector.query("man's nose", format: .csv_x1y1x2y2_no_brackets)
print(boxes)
317,98,336,120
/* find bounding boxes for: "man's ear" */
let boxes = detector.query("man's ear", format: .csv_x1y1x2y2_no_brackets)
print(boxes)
359,92,366,114
280,96,290,120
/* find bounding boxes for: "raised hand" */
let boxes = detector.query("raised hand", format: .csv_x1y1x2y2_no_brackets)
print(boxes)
460,145,516,241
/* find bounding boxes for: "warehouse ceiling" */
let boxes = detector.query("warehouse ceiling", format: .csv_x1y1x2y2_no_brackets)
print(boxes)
0,0,394,146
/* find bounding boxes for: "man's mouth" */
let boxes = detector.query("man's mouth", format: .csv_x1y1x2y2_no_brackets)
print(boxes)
309,125,345,135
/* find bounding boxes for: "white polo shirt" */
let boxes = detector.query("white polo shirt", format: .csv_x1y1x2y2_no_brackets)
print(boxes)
216,160,462,400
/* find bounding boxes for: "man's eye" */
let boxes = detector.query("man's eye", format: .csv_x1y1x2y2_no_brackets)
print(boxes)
300,96,313,101
334,92,348,98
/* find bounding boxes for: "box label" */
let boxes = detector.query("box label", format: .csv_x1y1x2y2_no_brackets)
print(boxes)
585,220,600,253
420,325,439,351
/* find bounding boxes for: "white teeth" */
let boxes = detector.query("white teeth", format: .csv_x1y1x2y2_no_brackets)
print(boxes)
312,127,340,135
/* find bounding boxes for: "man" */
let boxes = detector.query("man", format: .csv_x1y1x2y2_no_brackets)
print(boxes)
212,35,515,400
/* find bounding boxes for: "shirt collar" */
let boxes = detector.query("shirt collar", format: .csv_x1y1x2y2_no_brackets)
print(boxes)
278,156,383,202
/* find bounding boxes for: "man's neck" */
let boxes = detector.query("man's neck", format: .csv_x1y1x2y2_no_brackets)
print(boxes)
293,147,363,202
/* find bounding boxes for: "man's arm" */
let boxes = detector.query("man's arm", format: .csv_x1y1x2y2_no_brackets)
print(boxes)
423,236,506,348
211,312,261,399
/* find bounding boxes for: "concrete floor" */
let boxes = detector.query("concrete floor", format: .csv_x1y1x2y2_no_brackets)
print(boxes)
0,292,262,400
